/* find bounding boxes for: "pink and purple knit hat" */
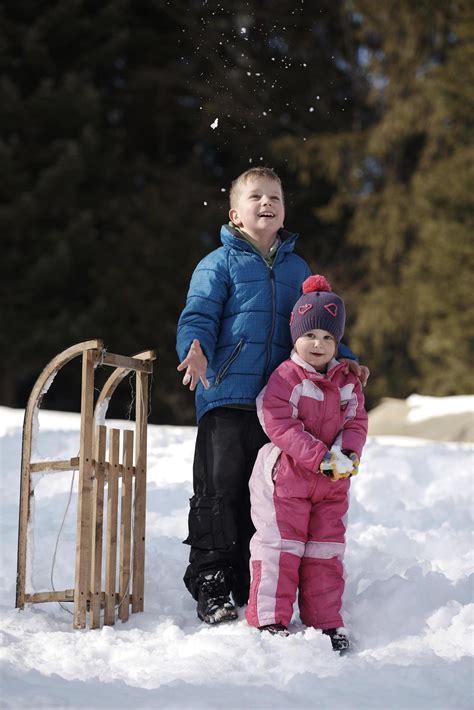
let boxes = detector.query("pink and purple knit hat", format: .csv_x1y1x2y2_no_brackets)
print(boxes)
290,275,346,344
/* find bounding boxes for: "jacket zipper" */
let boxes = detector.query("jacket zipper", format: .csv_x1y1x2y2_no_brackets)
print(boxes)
264,268,276,380
215,338,244,384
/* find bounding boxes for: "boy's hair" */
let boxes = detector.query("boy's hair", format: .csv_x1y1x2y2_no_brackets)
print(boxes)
229,167,283,209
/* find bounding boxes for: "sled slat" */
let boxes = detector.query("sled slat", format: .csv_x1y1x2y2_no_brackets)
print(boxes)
73,350,97,629
132,371,149,613
119,430,133,622
104,428,120,625
101,353,153,373
90,425,106,629
30,458,80,472
24,591,136,605
25,590,75,603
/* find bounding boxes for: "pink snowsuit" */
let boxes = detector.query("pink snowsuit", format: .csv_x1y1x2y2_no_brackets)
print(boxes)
246,351,368,630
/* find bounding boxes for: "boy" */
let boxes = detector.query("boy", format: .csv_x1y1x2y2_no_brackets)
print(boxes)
246,275,368,652
176,167,368,624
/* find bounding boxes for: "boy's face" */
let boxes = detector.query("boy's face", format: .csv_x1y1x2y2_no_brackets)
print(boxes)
229,177,285,243
294,329,337,370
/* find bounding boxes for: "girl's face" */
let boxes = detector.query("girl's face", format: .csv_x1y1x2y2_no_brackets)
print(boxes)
294,328,337,370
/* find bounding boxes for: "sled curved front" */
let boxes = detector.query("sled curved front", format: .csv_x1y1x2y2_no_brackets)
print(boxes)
16,340,103,612
94,349,156,423
21,340,103,479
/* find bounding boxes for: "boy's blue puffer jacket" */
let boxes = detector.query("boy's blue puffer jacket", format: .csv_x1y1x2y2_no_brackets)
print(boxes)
177,225,354,422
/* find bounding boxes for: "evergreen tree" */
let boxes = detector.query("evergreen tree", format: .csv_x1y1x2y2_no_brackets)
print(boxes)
348,0,474,401
1,0,362,422
278,1,473,404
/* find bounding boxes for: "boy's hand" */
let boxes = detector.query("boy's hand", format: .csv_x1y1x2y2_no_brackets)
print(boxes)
339,359,370,387
177,339,209,391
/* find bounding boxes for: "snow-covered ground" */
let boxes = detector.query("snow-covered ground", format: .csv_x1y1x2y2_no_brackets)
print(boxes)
0,401,473,709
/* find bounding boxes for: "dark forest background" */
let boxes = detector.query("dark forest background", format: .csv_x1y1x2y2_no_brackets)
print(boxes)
1,0,473,424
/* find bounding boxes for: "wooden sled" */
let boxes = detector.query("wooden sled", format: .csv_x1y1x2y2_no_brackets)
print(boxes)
15,340,156,629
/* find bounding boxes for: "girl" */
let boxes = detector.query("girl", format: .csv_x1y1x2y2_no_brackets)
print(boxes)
245,275,368,652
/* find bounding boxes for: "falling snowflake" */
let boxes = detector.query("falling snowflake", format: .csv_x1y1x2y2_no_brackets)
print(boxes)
210,118,218,129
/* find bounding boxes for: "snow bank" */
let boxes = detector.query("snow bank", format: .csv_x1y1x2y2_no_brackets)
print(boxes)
406,394,474,422
0,406,472,709
368,395,474,442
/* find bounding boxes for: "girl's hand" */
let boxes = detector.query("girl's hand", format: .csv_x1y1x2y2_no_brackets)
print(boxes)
320,446,358,481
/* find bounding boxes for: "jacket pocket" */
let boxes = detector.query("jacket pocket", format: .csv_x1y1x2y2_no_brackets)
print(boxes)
215,338,244,384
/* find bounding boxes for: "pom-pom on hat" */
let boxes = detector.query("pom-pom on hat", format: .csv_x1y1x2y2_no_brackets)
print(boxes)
290,275,346,344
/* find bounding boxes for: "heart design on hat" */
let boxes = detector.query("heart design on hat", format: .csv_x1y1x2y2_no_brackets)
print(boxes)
324,303,338,318
298,304,313,315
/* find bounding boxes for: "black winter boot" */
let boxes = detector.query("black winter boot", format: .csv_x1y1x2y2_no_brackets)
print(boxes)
197,570,238,624
259,623,289,637
323,628,351,653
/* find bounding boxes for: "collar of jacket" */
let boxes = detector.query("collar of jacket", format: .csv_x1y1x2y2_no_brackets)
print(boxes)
290,351,349,379
220,224,299,255
229,224,281,263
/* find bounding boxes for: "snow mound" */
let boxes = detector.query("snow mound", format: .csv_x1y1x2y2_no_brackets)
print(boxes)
368,395,474,442
0,405,472,709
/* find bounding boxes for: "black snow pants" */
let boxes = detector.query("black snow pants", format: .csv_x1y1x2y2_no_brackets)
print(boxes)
183,407,269,606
